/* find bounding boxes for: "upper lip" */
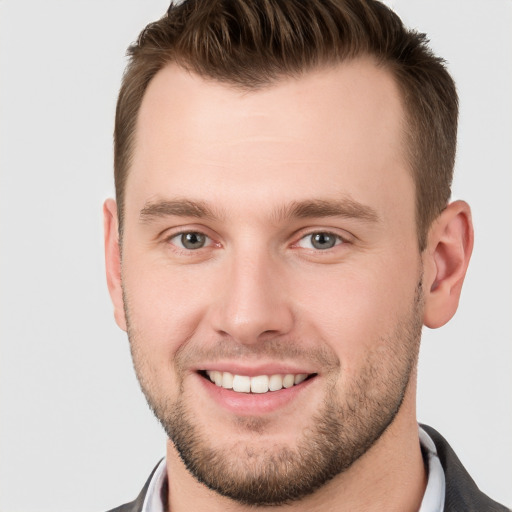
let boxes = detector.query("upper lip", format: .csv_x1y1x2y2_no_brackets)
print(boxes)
195,362,317,377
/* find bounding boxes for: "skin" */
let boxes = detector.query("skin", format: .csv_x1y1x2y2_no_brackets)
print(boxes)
104,58,473,511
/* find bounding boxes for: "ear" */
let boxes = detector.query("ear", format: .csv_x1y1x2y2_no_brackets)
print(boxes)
422,200,474,328
103,198,127,331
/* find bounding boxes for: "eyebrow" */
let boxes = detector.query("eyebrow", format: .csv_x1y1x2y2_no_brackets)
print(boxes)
139,197,379,224
140,199,222,222
274,198,379,223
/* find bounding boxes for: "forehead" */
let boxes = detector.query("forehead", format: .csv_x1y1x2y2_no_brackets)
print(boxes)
127,59,413,225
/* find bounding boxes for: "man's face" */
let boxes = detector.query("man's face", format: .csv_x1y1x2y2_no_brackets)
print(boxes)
117,59,424,505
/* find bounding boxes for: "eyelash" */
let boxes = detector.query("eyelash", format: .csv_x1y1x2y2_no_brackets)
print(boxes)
294,231,346,251
164,229,348,253
166,231,216,251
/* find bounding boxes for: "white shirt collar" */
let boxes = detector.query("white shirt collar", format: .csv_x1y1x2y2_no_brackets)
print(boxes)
418,426,446,512
142,426,445,512
141,458,167,512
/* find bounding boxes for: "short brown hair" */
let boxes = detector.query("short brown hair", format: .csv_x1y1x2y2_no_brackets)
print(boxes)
114,0,458,250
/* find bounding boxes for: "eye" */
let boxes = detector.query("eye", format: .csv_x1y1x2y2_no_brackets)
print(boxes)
297,232,343,250
169,232,211,250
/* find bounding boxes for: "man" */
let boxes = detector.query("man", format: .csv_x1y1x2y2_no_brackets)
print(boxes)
103,0,509,510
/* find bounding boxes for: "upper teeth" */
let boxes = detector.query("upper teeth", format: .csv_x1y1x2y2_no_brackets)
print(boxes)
205,371,309,393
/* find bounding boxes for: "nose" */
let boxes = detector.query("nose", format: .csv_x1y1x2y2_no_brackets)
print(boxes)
210,249,294,345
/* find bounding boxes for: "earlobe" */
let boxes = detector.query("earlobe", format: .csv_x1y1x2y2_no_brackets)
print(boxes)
103,198,127,332
423,200,474,329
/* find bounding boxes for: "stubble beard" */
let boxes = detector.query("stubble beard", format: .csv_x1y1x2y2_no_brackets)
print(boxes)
124,282,424,507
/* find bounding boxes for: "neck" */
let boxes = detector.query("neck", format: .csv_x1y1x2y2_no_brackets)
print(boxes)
165,384,426,512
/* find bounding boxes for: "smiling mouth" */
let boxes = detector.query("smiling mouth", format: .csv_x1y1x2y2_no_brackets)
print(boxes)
200,370,317,394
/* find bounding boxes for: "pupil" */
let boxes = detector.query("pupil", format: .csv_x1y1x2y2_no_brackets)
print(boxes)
182,232,205,249
312,233,335,249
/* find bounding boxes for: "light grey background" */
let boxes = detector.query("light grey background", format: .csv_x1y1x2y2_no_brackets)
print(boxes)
0,1,510,510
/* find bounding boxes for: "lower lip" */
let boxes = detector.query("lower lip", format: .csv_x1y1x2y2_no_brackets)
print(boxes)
197,374,316,415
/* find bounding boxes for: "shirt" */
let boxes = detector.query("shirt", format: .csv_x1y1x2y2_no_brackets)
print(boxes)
141,426,445,512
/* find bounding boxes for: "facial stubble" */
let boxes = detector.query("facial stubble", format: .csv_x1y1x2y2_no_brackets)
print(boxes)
124,281,424,506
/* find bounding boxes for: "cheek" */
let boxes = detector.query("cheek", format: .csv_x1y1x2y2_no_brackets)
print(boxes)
122,257,214,360
292,253,421,369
